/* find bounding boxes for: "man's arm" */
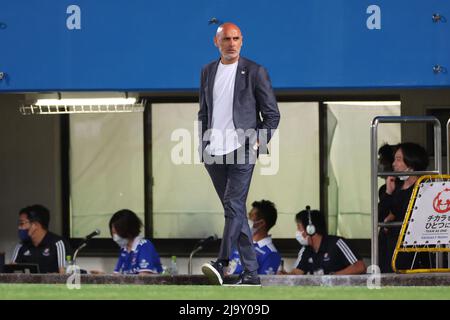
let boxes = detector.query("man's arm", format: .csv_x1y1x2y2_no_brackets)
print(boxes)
277,247,308,275
335,238,366,275
113,254,124,274
259,252,281,275
333,260,366,275
278,268,305,275
254,66,280,145
10,243,22,263
55,240,67,274
198,68,208,161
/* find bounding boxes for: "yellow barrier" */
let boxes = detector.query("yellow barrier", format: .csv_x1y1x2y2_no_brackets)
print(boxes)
392,175,450,273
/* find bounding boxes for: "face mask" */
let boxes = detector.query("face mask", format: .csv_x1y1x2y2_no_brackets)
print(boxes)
295,230,309,246
399,167,412,181
248,219,263,235
113,234,128,248
18,229,30,242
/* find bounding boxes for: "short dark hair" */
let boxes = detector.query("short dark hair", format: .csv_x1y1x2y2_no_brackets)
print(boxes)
109,209,142,239
252,200,277,231
295,208,327,236
396,142,429,171
378,143,396,171
19,205,50,230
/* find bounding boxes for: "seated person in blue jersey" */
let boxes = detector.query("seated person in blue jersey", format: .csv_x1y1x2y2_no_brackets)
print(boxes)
109,209,163,274
278,207,366,275
11,205,71,274
227,200,281,275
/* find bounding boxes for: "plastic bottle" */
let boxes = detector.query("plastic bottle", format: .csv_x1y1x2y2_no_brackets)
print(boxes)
65,255,73,274
170,255,178,275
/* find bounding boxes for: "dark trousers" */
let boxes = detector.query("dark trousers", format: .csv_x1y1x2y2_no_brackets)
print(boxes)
379,229,433,273
204,146,259,273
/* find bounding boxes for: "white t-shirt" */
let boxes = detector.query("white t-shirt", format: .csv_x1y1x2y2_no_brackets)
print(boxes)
205,61,242,156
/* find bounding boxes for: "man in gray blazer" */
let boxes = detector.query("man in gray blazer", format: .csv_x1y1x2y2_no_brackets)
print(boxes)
199,22,280,285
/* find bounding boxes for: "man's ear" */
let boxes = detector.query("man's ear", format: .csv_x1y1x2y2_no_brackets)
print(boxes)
213,36,218,48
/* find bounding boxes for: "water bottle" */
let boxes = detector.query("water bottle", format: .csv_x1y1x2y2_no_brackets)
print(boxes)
161,265,169,275
65,255,74,274
170,255,178,275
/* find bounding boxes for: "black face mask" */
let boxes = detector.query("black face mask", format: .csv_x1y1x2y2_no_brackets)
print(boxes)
18,229,31,242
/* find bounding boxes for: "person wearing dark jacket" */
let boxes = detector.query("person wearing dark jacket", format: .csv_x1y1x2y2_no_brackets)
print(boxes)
12,205,71,274
199,22,280,286
378,142,431,272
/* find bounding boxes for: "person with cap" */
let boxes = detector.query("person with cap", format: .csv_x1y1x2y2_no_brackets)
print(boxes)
11,204,72,274
278,207,366,275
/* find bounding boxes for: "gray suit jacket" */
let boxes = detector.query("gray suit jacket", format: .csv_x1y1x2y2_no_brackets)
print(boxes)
198,56,280,160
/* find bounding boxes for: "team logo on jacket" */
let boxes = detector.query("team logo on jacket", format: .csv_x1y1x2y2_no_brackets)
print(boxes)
42,248,50,256
323,253,330,262
139,259,149,269
24,250,31,256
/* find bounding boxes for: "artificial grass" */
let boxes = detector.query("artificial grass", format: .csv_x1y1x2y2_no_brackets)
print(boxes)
1,284,450,300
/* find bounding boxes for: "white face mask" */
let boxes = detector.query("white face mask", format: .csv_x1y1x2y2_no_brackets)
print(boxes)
295,230,309,246
113,234,128,248
399,167,413,181
247,219,254,229
248,219,263,235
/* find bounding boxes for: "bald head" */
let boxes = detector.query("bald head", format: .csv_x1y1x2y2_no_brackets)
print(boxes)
216,22,242,37
214,22,243,64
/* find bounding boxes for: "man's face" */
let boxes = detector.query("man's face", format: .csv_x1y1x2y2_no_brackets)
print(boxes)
111,225,118,237
296,222,311,245
214,25,243,63
248,208,258,221
248,208,265,232
18,213,39,239
18,213,30,231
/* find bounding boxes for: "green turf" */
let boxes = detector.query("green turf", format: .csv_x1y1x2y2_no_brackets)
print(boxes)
1,284,450,300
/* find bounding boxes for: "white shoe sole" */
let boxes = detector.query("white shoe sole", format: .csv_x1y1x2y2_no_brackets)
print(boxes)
201,263,223,285
222,283,262,287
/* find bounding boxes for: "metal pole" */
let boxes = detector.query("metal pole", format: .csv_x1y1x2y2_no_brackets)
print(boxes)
435,120,443,268
378,171,439,177
435,120,442,173
371,116,442,270
73,243,86,265
371,117,379,268
188,246,203,275
447,119,450,267
447,119,450,174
